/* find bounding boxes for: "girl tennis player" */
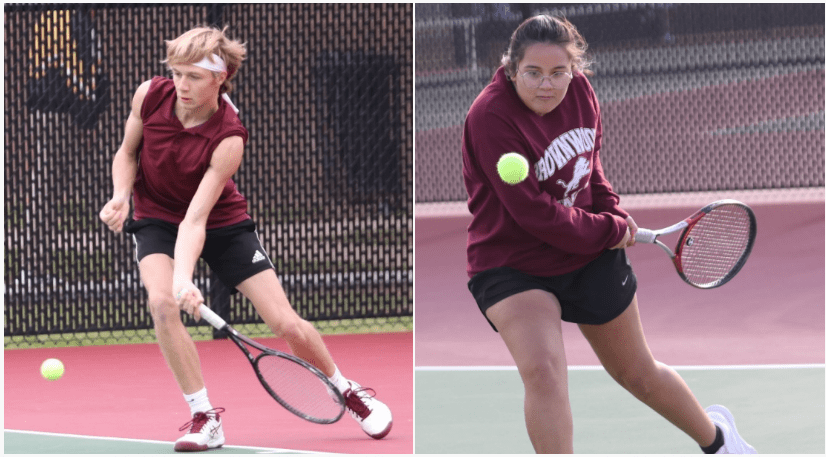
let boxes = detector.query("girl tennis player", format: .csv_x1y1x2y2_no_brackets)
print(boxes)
99,26,391,451
462,15,755,454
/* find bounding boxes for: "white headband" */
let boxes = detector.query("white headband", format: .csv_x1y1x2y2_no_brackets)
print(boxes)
192,53,227,73
189,54,239,114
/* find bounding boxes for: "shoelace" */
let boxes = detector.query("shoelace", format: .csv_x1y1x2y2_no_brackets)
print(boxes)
345,387,377,418
178,407,226,433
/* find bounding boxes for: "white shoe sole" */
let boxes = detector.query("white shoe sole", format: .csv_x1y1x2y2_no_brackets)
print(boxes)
706,405,756,454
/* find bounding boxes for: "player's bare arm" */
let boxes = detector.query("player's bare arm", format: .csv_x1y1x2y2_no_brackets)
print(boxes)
173,135,245,319
99,80,151,233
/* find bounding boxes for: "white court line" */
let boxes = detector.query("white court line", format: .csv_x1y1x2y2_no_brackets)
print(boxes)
3,429,340,454
416,363,825,372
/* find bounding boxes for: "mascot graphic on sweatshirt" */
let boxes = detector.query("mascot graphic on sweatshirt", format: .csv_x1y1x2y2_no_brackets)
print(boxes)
556,156,590,208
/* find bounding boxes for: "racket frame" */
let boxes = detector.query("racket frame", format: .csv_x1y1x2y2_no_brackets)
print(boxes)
198,305,345,424
634,199,757,289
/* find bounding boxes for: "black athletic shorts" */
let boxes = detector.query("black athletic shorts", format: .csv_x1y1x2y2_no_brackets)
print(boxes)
124,218,274,293
467,249,637,331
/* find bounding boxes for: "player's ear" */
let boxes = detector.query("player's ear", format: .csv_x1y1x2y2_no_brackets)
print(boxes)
215,71,227,87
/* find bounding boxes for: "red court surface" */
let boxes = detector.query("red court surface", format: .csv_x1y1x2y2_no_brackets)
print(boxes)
415,200,824,368
5,332,413,453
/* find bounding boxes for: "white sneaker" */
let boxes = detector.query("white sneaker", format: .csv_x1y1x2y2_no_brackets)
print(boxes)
706,405,756,454
343,381,393,439
174,408,226,452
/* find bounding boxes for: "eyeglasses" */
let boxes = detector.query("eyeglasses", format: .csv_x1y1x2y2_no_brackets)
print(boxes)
519,70,573,89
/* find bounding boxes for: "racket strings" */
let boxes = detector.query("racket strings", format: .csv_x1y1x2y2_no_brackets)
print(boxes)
255,354,343,422
678,205,753,286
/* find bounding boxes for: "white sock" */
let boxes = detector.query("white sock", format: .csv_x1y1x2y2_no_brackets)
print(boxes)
183,387,213,416
328,366,351,394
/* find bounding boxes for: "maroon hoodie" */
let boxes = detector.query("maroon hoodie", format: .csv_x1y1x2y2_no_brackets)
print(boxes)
462,67,629,278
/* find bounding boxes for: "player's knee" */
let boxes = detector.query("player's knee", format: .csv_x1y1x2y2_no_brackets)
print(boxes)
146,293,180,326
519,357,566,393
611,366,655,400
272,318,313,344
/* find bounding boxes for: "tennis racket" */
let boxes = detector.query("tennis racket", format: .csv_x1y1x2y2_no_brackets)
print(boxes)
634,199,757,289
198,304,345,424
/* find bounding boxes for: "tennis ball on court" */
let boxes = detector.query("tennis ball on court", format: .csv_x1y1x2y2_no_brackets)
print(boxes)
497,152,530,185
41,358,64,381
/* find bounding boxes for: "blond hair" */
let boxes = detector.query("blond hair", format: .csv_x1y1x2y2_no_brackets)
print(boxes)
163,26,246,94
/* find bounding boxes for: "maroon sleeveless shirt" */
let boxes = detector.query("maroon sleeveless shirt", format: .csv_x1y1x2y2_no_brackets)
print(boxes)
133,77,250,229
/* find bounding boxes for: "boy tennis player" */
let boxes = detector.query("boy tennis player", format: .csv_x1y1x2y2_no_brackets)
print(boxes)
462,15,755,454
99,26,391,451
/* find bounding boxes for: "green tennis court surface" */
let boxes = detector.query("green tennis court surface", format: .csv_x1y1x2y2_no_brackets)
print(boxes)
415,365,825,454
2,430,332,454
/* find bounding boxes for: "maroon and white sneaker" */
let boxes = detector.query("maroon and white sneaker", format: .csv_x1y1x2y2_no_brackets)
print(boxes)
343,381,392,439
174,408,225,452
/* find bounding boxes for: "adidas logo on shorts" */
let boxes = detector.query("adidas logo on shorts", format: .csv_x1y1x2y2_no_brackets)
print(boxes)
252,250,266,264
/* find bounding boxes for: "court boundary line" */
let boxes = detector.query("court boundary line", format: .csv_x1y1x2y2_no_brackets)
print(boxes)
416,363,825,372
2,429,340,454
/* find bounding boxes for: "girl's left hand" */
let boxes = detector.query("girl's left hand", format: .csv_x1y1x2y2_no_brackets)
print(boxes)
625,215,638,248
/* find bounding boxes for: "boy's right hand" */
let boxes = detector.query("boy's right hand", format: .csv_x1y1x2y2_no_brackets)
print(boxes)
100,196,128,233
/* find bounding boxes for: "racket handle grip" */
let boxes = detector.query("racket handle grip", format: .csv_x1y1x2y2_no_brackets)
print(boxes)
635,228,657,244
198,304,228,329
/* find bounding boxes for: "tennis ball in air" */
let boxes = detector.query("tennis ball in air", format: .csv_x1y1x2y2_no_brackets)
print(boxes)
497,152,530,185
41,358,64,381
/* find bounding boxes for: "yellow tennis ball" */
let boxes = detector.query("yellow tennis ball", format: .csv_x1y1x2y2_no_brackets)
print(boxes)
41,358,64,381
497,152,530,185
